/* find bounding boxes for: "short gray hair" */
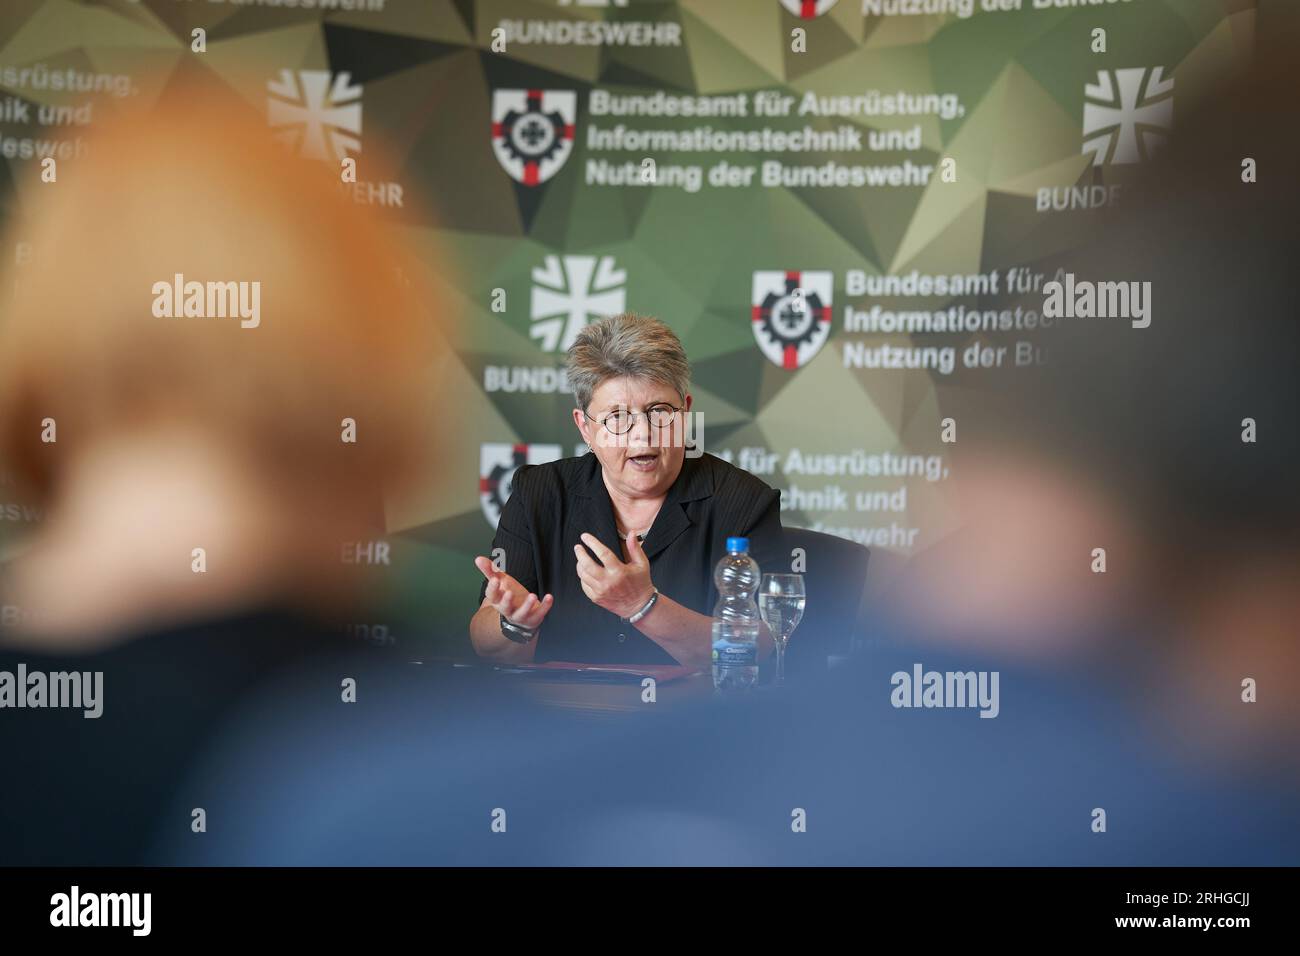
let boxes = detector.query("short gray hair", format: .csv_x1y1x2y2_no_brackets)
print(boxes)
566,313,691,411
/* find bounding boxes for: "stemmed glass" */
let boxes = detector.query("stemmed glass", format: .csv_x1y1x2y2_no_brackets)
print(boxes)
758,574,805,687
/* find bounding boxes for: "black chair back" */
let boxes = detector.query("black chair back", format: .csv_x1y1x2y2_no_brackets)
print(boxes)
764,526,870,679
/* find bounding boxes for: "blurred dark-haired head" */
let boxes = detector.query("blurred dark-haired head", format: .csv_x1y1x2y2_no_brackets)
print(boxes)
891,50,1299,766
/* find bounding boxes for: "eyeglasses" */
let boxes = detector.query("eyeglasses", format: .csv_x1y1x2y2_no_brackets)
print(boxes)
586,404,683,436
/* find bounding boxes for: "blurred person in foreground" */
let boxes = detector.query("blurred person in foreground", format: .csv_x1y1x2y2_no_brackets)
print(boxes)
159,50,1299,866
0,85,437,864
894,52,1300,780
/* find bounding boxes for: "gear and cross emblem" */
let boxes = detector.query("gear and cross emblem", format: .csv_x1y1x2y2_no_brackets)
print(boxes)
491,89,576,187
751,270,833,369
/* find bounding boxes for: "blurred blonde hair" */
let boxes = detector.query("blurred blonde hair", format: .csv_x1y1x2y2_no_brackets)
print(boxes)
0,83,437,521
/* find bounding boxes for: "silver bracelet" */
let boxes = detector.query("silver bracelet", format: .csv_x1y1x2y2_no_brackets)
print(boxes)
625,587,659,625
499,614,538,644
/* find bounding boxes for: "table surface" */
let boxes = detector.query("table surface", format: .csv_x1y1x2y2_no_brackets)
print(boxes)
408,658,719,718
508,670,715,717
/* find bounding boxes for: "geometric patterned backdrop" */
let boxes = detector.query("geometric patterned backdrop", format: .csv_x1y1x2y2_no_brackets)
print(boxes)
0,0,1259,655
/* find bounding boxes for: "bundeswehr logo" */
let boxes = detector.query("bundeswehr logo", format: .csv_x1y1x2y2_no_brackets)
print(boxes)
1082,67,1173,166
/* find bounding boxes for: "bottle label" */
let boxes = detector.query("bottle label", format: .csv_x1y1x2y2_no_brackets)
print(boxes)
712,641,757,665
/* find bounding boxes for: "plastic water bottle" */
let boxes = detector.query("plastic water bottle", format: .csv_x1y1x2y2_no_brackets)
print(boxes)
711,536,761,692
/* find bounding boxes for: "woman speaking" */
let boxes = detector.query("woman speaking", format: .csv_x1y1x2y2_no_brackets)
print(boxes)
471,313,785,667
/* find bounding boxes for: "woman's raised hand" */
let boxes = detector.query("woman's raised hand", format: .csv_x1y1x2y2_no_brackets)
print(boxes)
474,556,554,630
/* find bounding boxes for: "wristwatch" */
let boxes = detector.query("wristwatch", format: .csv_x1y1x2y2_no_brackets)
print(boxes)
623,587,660,625
499,614,538,644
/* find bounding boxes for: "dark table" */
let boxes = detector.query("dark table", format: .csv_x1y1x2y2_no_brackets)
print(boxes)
404,657,717,718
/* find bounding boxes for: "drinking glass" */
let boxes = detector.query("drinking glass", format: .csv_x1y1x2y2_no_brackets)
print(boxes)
758,573,805,687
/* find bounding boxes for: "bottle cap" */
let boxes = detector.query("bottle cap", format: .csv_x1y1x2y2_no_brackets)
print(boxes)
725,536,749,553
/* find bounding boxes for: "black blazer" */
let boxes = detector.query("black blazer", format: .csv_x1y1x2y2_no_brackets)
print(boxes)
478,451,786,664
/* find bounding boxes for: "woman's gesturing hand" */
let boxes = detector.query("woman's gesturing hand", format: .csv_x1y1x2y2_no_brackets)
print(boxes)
574,531,655,620
474,556,554,630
